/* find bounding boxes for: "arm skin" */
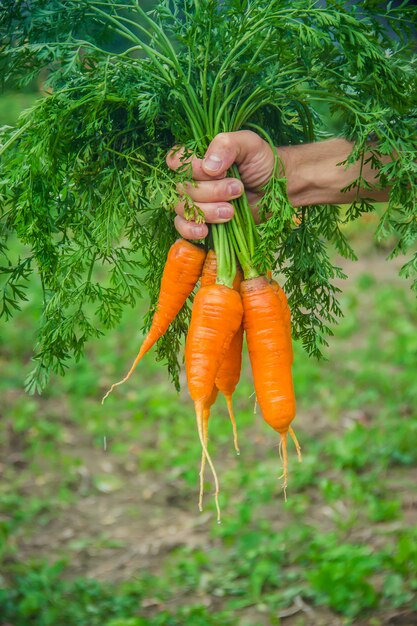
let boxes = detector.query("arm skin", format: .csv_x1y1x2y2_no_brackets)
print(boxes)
166,131,390,240
280,137,389,207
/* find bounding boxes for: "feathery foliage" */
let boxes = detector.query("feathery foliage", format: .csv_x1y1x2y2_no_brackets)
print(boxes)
0,0,416,392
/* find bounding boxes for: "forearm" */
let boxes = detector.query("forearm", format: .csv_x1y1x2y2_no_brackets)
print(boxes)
278,138,390,207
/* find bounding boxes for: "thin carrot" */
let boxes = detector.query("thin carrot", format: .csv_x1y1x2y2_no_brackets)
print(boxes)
102,239,206,402
215,324,243,454
241,275,300,495
186,283,243,521
215,266,243,454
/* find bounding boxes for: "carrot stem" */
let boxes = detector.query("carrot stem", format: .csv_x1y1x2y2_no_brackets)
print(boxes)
212,224,234,289
228,221,258,279
231,164,259,259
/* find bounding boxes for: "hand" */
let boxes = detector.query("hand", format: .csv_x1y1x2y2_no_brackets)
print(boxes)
166,130,275,240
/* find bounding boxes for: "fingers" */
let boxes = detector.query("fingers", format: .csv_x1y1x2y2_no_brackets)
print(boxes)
176,200,234,223
168,147,239,240
174,197,235,241
178,178,243,203
173,177,241,241
166,146,226,182
166,130,271,239
166,129,266,181
174,215,208,240
202,130,267,176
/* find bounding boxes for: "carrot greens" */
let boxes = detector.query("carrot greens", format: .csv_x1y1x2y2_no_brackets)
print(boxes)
0,0,416,392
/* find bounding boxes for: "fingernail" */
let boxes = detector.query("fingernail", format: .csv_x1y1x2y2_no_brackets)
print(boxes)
218,205,233,219
204,154,222,172
228,182,242,197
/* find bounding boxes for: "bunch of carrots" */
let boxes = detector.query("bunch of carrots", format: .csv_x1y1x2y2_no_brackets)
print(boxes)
103,230,301,522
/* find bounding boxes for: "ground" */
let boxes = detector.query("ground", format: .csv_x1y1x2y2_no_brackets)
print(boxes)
1,218,417,626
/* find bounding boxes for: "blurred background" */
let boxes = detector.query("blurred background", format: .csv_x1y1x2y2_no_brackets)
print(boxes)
1,13,417,626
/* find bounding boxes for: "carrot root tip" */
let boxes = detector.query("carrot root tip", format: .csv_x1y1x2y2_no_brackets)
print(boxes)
195,402,221,523
101,385,116,404
249,390,257,414
225,395,240,455
279,433,289,501
101,373,133,404
198,411,210,512
289,426,302,463
198,457,205,512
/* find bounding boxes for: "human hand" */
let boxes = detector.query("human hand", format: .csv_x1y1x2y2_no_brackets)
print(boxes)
166,130,275,240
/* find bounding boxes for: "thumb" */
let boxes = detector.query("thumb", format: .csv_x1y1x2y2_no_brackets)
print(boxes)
202,130,261,176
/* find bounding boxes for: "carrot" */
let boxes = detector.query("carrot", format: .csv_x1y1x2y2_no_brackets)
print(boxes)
201,250,243,453
202,249,242,291
268,277,293,363
102,239,206,402
269,279,301,470
200,249,217,288
240,275,300,495
215,324,243,454
215,266,243,454
186,283,243,521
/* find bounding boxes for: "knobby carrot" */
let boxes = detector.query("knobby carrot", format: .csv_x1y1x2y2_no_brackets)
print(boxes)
102,239,206,402
240,275,301,496
186,283,243,521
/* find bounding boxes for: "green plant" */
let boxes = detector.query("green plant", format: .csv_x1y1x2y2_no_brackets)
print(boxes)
306,541,380,616
0,1,416,392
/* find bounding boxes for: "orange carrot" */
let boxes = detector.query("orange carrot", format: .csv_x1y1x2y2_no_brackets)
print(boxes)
202,249,242,290
215,324,243,454
186,283,243,520
269,277,293,363
240,275,300,495
102,239,206,402
200,249,217,288
201,250,243,453
215,266,243,454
